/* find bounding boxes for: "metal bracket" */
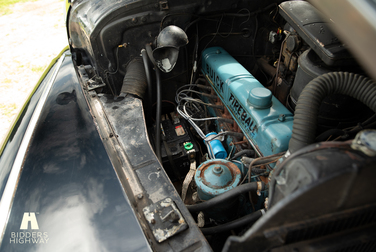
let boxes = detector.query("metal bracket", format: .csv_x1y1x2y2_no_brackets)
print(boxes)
77,65,106,91
86,77,106,91
143,198,187,243
159,0,169,10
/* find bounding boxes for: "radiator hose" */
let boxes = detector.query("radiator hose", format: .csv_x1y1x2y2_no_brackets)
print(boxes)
289,72,376,153
120,58,147,98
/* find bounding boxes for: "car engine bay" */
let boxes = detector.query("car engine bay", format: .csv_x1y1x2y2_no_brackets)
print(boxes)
68,0,376,251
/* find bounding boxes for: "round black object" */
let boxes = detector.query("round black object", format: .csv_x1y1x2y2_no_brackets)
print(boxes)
156,25,188,49
286,35,300,52
289,49,373,132
153,25,188,73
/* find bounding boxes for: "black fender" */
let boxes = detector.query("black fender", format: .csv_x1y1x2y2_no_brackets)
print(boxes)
0,49,151,251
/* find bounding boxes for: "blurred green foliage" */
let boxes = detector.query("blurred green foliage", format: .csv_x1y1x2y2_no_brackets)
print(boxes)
0,0,39,15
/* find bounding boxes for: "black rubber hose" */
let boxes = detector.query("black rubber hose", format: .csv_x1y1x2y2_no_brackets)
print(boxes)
186,182,264,213
145,44,162,161
145,44,156,66
141,49,153,110
289,72,376,153
224,131,244,138
241,153,283,166
155,68,162,162
251,167,268,175
230,149,255,160
120,58,147,98
200,210,263,235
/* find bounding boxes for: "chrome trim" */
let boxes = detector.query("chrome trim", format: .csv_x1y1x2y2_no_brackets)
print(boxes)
0,53,66,243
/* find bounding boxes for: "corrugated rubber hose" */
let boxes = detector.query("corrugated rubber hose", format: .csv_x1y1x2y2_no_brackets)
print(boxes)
289,72,376,153
120,58,147,98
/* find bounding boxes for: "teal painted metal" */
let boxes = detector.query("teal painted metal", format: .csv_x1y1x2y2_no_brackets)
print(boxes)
205,132,227,159
195,159,241,201
201,47,294,157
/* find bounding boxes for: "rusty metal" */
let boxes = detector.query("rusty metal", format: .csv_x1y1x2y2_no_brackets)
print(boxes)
194,160,243,222
143,197,187,243
259,174,269,184
282,42,298,72
195,159,242,202
230,140,248,146
198,160,240,190
159,0,169,10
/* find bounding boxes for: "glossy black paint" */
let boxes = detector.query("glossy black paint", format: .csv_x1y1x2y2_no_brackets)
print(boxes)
0,53,151,252
0,64,56,198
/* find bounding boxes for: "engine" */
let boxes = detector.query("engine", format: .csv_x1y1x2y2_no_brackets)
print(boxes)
68,0,376,251
201,46,293,157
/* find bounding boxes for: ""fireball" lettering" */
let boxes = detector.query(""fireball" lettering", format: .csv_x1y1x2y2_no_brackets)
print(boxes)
229,93,257,133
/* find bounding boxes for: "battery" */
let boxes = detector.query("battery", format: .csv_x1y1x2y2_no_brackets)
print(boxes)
151,112,200,181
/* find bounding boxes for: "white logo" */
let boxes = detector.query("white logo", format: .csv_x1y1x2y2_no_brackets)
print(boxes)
20,212,39,230
9,212,48,244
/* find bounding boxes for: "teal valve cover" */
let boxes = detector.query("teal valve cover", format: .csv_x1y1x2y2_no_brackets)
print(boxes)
201,47,293,157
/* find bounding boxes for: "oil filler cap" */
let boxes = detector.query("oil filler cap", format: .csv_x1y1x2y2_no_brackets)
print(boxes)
248,87,272,109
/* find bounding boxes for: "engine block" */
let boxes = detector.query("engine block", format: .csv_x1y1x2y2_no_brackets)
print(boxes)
202,47,293,157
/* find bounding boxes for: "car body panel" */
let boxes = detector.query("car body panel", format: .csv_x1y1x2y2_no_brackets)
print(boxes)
0,46,71,202
0,51,151,252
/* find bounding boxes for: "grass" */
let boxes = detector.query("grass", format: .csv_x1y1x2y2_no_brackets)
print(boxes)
31,65,45,72
0,103,17,117
0,0,37,15
1,0,66,15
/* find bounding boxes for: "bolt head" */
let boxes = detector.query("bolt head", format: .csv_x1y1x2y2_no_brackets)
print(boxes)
213,166,223,174
278,114,286,122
